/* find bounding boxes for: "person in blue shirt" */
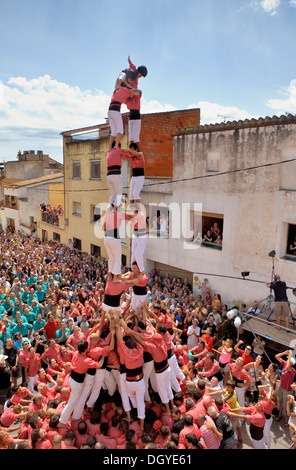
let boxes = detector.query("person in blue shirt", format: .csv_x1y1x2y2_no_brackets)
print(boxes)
26,274,38,288
11,300,24,319
13,333,30,352
22,305,37,325
2,295,14,315
34,285,46,304
0,303,7,317
0,315,16,339
11,319,32,338
55,321,71,346
32,314,46,337
29,299,43,317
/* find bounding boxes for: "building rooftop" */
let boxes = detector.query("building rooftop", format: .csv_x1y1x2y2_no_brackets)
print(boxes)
2,173,64,189
177,113,296,135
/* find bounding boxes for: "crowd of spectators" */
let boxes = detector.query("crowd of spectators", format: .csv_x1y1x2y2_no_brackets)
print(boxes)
40,204,64,226
0,230,294,450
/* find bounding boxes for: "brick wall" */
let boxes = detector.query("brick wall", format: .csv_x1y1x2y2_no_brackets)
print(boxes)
139,109,200,177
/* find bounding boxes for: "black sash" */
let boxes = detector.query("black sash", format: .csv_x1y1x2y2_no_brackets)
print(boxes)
126,366,143,382
250,423,264,440
144,351,153,363
107,165,121,176
133,285,147,295
70,370,85,383
129,109,141,120
104,293,121,307
132,167,145,177
109,101,121,112
154,358,169,374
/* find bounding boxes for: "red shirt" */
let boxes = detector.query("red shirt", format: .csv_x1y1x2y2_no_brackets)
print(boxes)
70,351,98,374
241,406,266,428
104,280,131,296
103,211,128,231
41,344,60,363
10,387,30,404
44,319,59,340
127,152,145,169
109,86,135,107
117,340,143,370
1,408,19,427
27,354,41,377
107,148,129,170
200,334,213,352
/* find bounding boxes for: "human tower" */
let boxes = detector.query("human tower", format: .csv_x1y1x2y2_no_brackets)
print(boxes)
102,56,149,320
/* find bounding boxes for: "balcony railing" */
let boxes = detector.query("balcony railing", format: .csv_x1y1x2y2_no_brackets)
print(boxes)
4,201,18,210
40,208,62,227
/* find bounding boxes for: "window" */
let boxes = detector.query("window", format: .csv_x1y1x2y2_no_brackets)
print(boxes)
72,161,81,179
122,254,127,268
286,224,296,258
73,238,81,251
91,244,101,258
4,195,18,209
149,206,169,238
42,230,48,242
73,202,81,216
52,232,60,242
201,212,223,249
191,211,223,250
90,204,101,223
90,160,101,180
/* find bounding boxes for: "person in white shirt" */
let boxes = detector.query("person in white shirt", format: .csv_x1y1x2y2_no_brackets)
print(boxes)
187,318,200,350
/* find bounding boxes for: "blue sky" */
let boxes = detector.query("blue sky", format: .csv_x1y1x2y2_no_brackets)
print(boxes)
0,0,296,163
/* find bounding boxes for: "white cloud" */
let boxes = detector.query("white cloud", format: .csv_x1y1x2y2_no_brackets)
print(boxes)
289,0,296,7
0,75,181,161
266,79,296,114
0,74,260,162
245,0,281,15
187,101,256,124
261,0,281,15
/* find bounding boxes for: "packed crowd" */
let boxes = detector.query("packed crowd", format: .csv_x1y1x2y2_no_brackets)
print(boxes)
0,231,295,450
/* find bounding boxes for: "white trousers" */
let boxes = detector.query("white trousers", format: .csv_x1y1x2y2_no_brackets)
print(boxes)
155,366,174,404
119,372,132,412
125,377,146,420
60,377,84,424
129,119,141,143
168,354,185,393
108,110,123,136
131,293,147,312
130,176,145,201
252,436,268,449
86,368,106,408
131,235,147,273
143,360,154,402
107,174,122,208
72,373,95,420
28,375,38,393
104,236,122,275
104,369,117,396
101,303,121,322
263,416,273,449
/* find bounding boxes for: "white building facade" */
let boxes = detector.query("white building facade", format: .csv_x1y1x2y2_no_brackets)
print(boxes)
141,114,296,308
